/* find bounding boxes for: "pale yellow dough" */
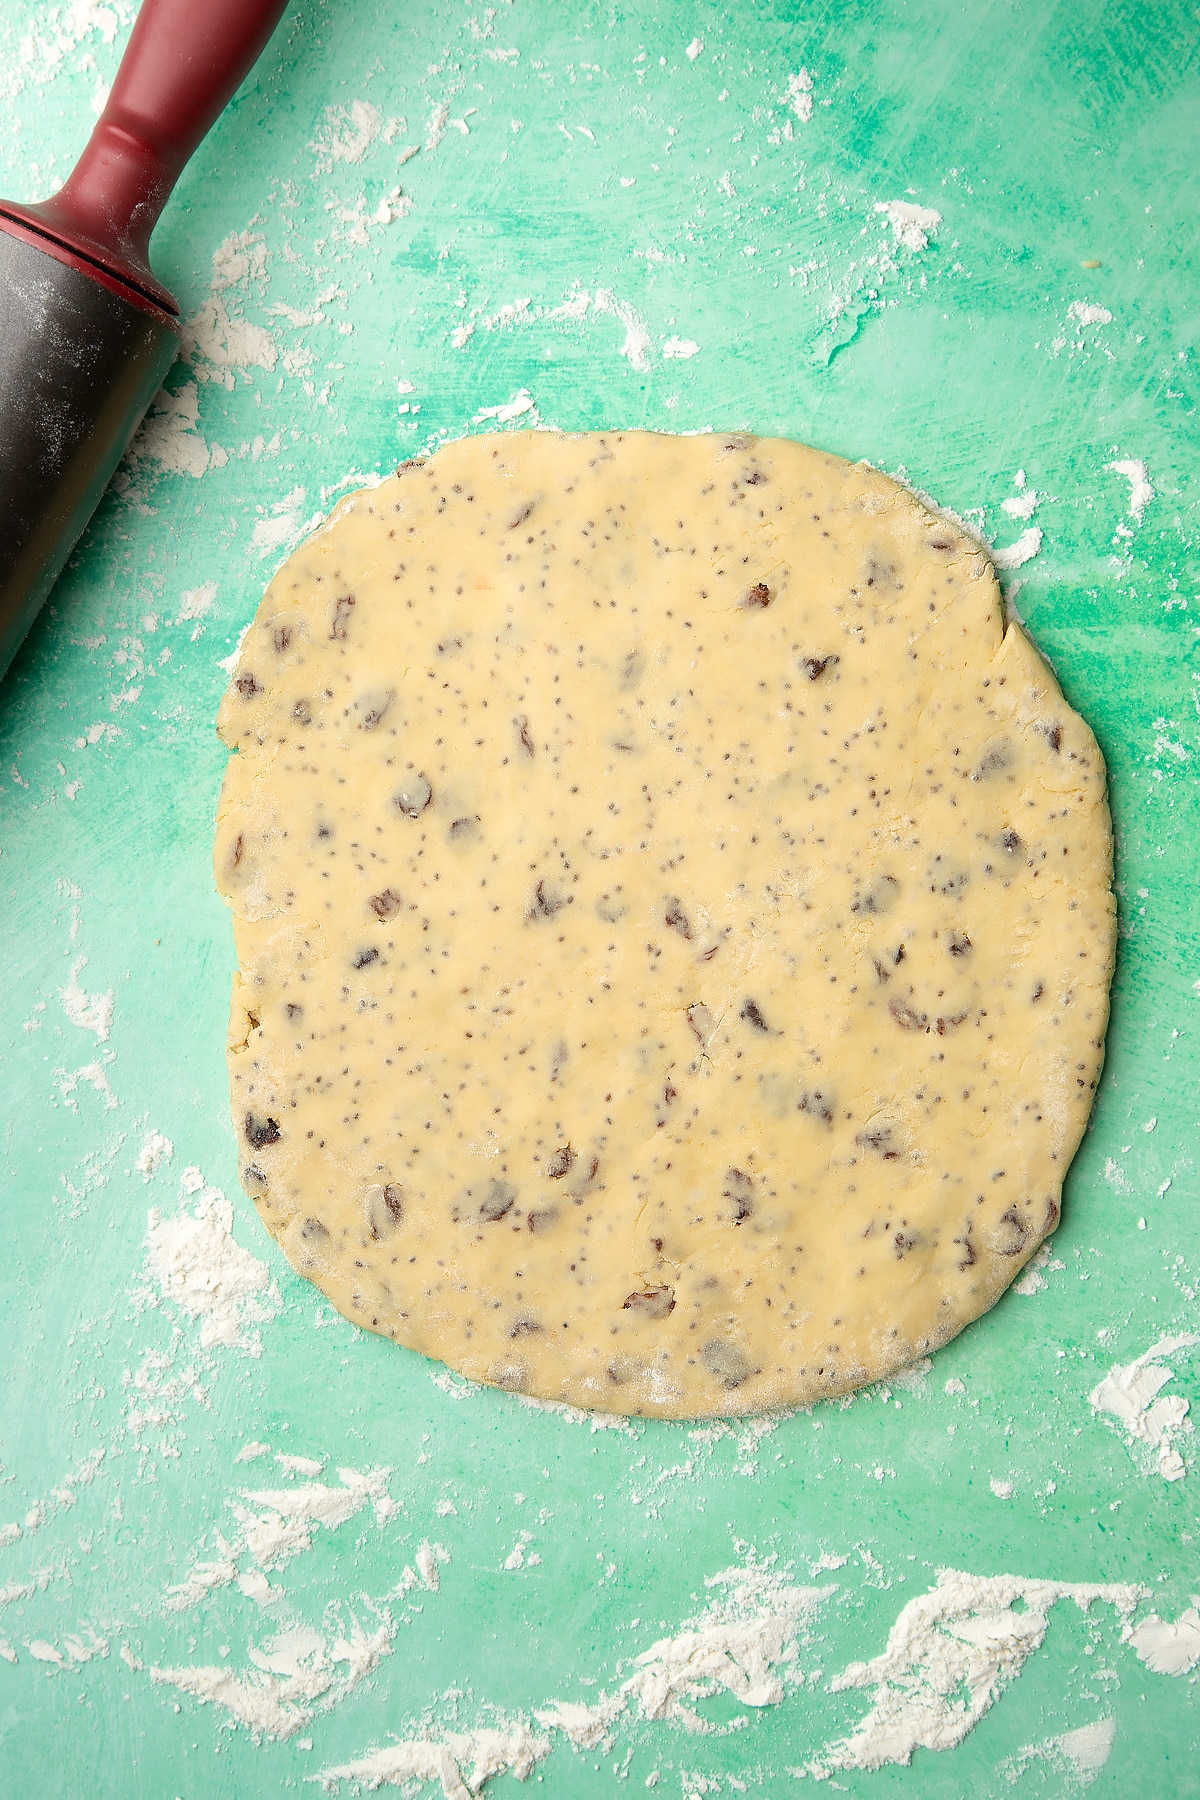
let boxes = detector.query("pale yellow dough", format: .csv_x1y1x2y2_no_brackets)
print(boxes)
215,431,1114,1417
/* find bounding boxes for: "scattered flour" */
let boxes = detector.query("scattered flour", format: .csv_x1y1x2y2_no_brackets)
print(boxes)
538,1556,834,1748
517,1393,637,1435
321,471,386,505
1068,301,1114,327
475,389,539,425
1057,1715,1118,1775
55,1058,118,1112
426,99,452,151
162,1465,398,1616
1013,1240,1065,1296
276,1453,325,1478
990,525,1042,571
136,1131,173,1179
162,1543,240,1612
372,186,413,226
59,955,113,1041
450,284,657,371
429,1369,479,1401
313,1549,1189,1782
152,1617,393,1742
185,298,278,384
873,201,942,253
1090,1335,1198,1481
785,69,814,124
176,581,218,627
0,0,133,102
219,624,252,675
0,1448,105,1557
211,229,269,293
817,1571,1144,1774
233,1466,399,1571
593,289,654,370
123,1338,211,1449
1126,1604,1200,1676
1106,458,1154,525
145,1180,278,1353
250,486,324,559
318,1555,833,1792
1004,1714,1117,1784
312,99,384,172
627,1562,831,1725
178,227,278,392
416,1541,450,1592
27,1634,110,1670
686,37,704,61
129,382,222,480
663,336,701,359
318,1720,551,1797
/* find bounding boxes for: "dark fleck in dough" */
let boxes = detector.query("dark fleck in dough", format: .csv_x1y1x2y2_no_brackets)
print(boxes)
245,1113,281,1149
395,775,432,817
702,1340,753,1388
624,1286,676,1319
215,430,1116,1418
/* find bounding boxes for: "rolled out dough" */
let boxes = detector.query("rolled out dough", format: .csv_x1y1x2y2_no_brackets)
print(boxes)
214,431,1114,1417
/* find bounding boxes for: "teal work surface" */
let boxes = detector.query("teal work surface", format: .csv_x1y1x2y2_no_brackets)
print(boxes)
2,1,1198,1795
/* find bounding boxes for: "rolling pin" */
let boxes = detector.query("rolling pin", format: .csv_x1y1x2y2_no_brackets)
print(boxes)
0,0,291,685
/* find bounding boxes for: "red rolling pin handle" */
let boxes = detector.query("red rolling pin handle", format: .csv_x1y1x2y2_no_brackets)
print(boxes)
5,0,290,310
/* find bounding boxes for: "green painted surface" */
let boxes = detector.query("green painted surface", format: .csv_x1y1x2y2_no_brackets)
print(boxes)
1,1,1198,1794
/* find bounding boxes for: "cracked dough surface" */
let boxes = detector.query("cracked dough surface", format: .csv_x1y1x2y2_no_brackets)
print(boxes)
214,431,1114,1417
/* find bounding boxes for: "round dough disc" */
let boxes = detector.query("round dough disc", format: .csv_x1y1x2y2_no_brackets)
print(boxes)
215,431,1114,1417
